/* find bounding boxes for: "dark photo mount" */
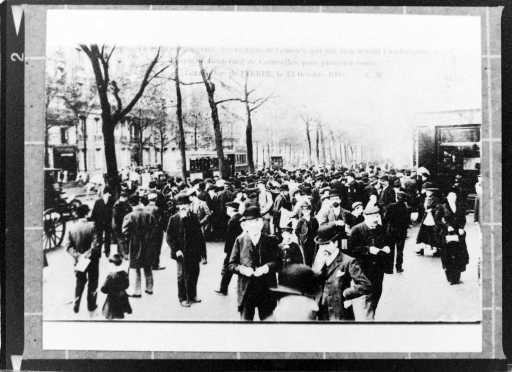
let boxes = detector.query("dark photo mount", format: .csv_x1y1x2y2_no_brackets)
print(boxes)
1,0,509,371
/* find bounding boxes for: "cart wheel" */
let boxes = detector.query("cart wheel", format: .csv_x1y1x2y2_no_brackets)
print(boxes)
43,209,66,251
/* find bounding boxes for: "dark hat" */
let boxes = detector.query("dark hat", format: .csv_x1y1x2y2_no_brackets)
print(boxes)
270,264,320,298
422,182,439,191
76,204,90,218
206,185,216,192
347,172,355,178
396,190,408,200
103,186,113,195
314,223,341,245
280,184,289,191
109,253,123,266
240,205,261,221
393,179,401,188
329,189,341,198
352,201,363,210
364,205,380,215
225,201,240,210
175,193,191,205
379,175,389,182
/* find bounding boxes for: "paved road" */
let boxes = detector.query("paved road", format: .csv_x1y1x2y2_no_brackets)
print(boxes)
43,216,481,322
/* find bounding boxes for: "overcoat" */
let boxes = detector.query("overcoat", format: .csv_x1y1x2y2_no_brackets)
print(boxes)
166,211,207,264
440,202,469,271
295,217,319,266
228,232,281,307
317,251,372,321
121,206,156,269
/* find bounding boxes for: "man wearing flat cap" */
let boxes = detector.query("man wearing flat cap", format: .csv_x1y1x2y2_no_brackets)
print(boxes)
229,205,281,321
348,205,393,320
312,223,371,321
166,193,207,307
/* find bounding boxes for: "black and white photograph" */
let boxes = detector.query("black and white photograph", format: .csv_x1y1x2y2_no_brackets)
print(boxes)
42,8,483,330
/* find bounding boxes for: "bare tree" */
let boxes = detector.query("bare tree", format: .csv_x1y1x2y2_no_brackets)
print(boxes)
197,58,231,178
300,114,313,167
79,44,169,192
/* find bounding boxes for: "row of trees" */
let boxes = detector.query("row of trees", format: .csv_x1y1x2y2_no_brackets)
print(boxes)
47,45,360,195
75,45,273,193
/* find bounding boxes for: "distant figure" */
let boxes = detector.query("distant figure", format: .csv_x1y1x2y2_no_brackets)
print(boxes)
101,253,132,320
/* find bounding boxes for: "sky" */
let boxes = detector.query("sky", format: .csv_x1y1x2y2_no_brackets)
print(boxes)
47,10,482,166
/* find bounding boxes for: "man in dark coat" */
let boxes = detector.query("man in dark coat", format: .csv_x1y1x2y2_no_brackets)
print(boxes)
229,206,281,321
312,223,371,321
377,175,396,216
383,191,410,273
348,205,393,320
65,204,101,313
272,184,292,237
216,201,242,295
121,193,156,297
167,193,207,307
145,193,165,270
90,186,114,257
295,201,319,267
111,190,132,259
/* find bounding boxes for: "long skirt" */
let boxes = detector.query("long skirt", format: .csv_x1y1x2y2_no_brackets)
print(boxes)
416,225,441,247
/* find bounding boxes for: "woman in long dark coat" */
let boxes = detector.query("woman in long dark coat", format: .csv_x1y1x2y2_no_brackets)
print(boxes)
416,182,444,256
440,189,470,285
101,254,132,319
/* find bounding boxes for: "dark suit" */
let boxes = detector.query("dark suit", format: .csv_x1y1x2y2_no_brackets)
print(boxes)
228,232,281,320
317,251,371,321
384,201,410,271
90,197,113,256
440,202,469,283
377,186,396,215
111,198,132,258
65,218,101,311
349,222,393,320
295,217,319,267
279,241,304,268
167,212,207,302
145,203,164,268
219,213,242,294
272,193,292,236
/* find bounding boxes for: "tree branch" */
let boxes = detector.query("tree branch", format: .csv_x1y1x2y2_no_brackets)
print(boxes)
215,98,246,105
110,80,123,114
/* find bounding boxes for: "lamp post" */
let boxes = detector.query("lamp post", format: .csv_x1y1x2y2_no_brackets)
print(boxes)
79,114,87,172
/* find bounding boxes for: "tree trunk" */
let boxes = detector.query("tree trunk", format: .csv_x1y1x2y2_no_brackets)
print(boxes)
245,102,255,173
175,48,188,181
315,125,320,165
198,59,228,179
305,121,312,167
102,119,120,195
160,137,164,168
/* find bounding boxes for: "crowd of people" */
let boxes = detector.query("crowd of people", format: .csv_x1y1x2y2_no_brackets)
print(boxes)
60,163,479,321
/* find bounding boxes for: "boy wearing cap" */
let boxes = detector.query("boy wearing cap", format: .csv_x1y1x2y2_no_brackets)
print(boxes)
167,193,207,307
100,253,132,320
345,202,365,230
312,223,371,321
215,201,242,295
229,206,281,321
348,205,393,320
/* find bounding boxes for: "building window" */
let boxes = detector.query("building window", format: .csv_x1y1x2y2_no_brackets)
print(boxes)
60,127,68,144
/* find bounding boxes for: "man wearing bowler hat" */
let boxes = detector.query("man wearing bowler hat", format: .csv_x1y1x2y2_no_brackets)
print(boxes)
312,223,371,321
348,205,393,320
229,205,281,321
268,264,321,321
166,193,207,307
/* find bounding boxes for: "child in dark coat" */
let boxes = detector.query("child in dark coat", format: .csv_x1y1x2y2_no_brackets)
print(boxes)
101,253,132,319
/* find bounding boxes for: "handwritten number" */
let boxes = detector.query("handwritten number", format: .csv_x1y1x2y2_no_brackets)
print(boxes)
10,52,24,62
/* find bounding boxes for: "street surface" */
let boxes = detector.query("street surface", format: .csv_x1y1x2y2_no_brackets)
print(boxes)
43,216,481,322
